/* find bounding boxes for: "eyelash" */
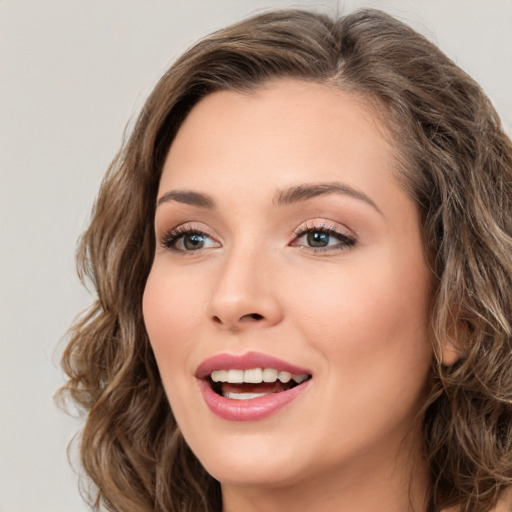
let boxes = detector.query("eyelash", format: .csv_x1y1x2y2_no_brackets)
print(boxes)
292,223,357,253
159,222,357,253
160,225,218,252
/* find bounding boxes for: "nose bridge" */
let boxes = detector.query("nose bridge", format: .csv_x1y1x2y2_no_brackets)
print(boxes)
206,238,282,329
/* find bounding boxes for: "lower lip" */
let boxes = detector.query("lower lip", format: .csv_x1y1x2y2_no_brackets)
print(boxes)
197,379,311,421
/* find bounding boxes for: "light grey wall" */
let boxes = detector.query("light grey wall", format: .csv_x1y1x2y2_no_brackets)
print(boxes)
1,1,510,511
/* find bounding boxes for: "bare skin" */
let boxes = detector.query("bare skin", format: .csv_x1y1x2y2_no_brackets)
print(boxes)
143,80,436,512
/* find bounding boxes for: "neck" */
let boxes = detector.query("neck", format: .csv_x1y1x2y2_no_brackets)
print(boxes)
221,436,430,512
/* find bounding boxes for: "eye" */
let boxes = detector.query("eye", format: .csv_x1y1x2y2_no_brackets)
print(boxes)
160,225,220,252
291,223,356,252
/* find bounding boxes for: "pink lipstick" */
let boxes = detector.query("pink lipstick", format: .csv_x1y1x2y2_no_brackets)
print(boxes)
195,352,312,421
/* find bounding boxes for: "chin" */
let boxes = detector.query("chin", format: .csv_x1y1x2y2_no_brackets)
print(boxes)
185,429,310,488
205,459,307,489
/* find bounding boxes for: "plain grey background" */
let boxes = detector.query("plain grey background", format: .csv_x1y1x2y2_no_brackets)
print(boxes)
1,1,511,511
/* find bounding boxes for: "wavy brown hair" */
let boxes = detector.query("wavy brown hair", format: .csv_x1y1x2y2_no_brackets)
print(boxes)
58,8,512,512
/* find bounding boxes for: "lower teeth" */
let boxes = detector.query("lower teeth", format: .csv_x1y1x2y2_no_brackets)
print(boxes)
211,377,308,399
224,392,270,400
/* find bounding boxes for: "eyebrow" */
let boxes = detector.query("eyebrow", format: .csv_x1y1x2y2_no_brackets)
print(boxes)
274,182,382,215
157,190,216,209
156,181,381,215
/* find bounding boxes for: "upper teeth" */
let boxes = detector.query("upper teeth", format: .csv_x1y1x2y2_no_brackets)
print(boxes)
210,368,308,384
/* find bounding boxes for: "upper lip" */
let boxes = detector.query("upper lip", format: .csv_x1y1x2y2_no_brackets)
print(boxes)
195,351,312,379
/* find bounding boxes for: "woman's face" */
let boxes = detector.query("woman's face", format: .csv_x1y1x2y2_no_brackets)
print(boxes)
143,80,433,490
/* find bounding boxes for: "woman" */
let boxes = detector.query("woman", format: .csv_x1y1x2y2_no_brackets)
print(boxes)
59,8,512,512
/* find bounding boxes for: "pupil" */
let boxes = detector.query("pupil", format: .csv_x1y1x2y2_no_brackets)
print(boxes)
184,234,205,250
307,231,329,247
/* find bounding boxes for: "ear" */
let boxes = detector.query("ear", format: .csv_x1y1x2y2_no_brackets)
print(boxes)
440,308,466,366
440,336,462,366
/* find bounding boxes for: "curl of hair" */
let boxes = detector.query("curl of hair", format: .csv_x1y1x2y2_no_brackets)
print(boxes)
57,8,512,512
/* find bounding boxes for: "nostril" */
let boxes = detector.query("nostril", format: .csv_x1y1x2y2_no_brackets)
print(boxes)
210,312,266,326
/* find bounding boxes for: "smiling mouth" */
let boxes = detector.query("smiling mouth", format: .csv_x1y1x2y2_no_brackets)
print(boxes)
207,368,312,400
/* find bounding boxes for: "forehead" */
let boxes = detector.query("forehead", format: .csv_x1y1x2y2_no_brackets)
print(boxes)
159,79,402,209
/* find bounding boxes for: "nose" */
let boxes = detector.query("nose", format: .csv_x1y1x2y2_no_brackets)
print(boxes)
205,246,283,332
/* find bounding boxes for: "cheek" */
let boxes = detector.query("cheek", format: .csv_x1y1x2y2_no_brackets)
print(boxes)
142,267,206,427
292,259,433,444
287,250,433,388
294,258,430,338
142,267,202,373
